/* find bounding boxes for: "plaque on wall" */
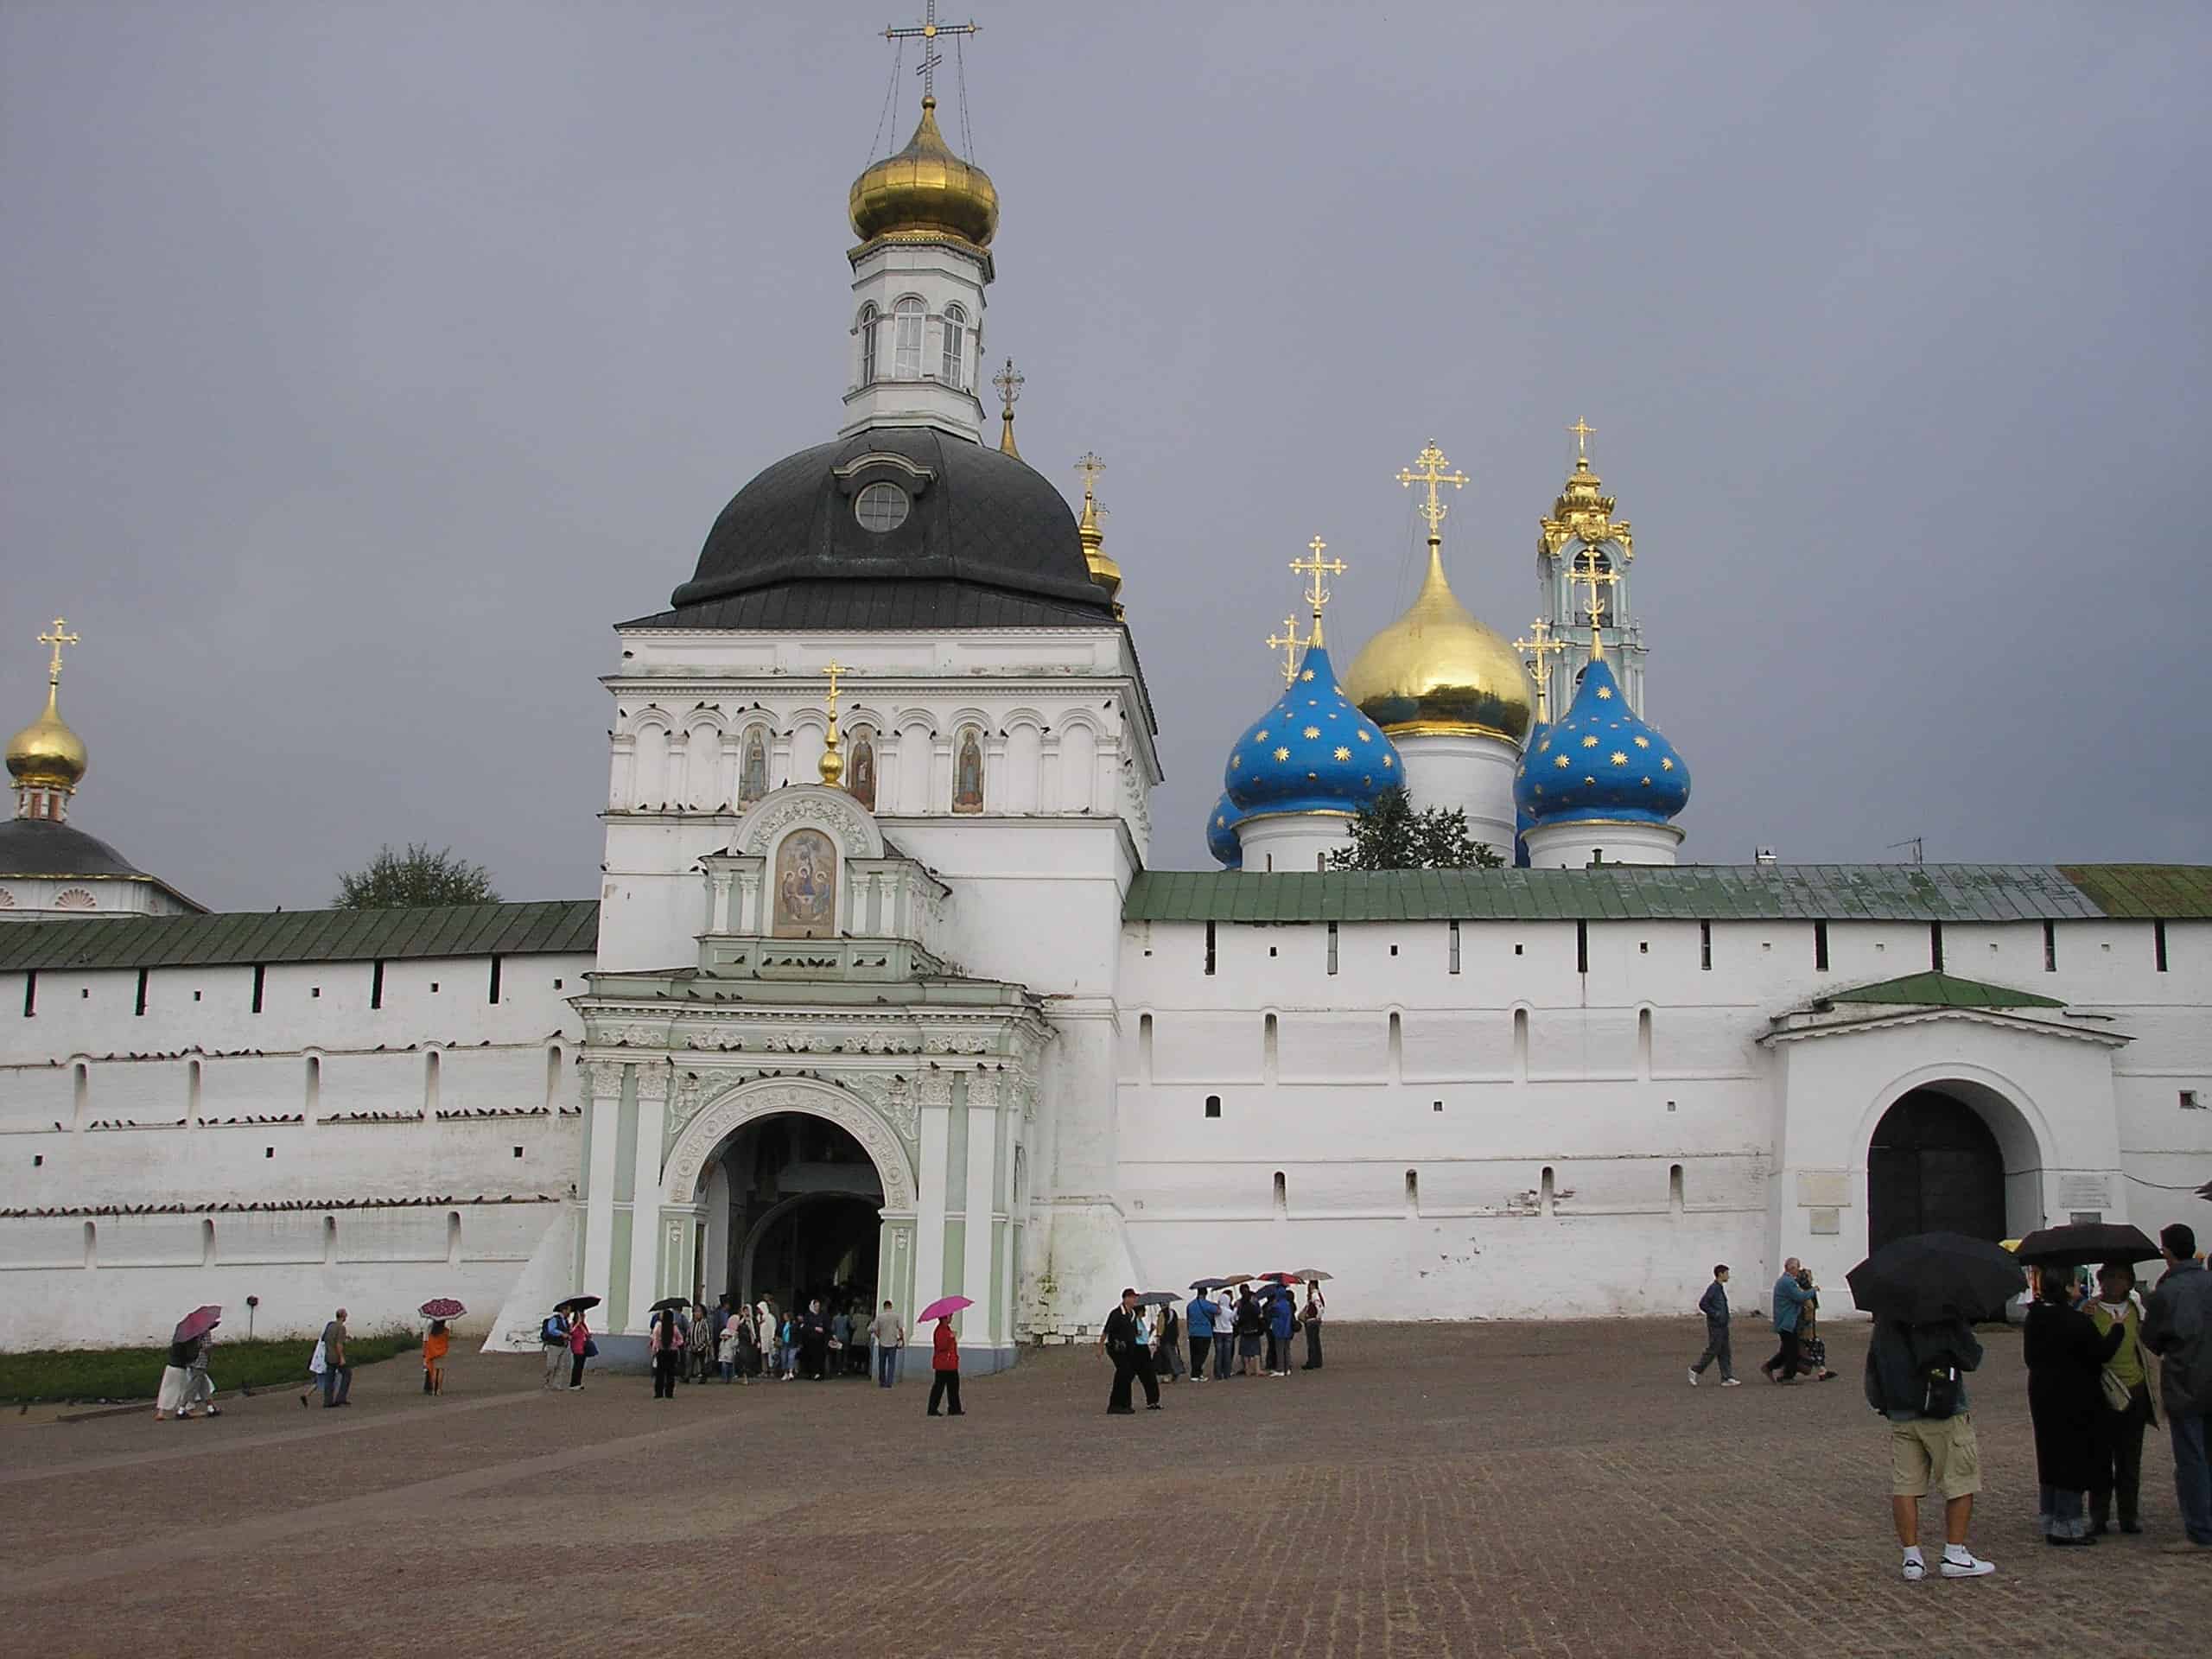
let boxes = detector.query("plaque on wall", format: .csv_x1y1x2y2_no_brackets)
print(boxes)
1808,1207,1841,1236
2056,1175,2111,1211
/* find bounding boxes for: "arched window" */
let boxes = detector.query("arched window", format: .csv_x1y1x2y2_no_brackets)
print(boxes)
892,297,925,380
1570,550,1613,620
940,304,966,388
856,303,878,385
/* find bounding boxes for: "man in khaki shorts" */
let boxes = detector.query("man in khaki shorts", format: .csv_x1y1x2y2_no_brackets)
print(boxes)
1866,1314,1996,1581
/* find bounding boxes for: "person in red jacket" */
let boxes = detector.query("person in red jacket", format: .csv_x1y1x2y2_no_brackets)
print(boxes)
927,1316,964,1417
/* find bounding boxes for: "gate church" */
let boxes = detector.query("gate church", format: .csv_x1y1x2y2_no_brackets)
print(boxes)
1,54,2207,1361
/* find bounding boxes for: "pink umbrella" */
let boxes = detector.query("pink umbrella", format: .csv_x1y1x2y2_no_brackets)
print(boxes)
916,1296,972,1323
173,1305,221,1344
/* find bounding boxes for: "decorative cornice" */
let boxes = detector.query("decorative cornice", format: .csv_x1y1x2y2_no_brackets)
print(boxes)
1758,1005,2130,1049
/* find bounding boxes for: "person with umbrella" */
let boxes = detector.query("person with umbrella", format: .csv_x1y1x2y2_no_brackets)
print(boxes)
2024,1259,2126,1543
2084,1261,2156,1535
926,1311,963,1417
1101,1287,1160,1414
649,1301,685,1399
1300,1279,1327,1371
1851,1231,2018,1580
1266,1285,1295,1377
156,1306,220,1421
565,1299,593,1391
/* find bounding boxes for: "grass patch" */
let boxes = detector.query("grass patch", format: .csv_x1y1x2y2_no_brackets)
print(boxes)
0,1328,418,1404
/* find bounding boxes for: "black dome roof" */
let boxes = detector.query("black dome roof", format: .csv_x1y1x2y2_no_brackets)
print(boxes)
0,817,147,879
642,428,1117,630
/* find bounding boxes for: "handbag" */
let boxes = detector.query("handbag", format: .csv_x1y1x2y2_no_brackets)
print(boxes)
2101,1367,2133,1413
582,1338,599,1358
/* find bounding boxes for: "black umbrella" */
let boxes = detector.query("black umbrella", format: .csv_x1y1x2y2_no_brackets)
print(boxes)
1847,1232,2024,1323
1188,1277,1231,1291
648,1296,690,1314
2013,1222,2160,1267
1135,1292,1179,1307
555,1294,601,1313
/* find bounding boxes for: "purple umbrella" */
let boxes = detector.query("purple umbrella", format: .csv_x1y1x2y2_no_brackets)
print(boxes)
173,1305,221,1344
916,1296,972,1323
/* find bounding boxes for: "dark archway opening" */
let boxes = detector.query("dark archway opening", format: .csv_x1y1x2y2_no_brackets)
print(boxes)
711,1113,882,1313
1867,1088,2006,1251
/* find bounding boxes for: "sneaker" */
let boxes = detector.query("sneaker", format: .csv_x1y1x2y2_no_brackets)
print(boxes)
1688,1369,1699,1387
1901,1559,1925,1582
1941,1552,1996,1577
1720,1377,1743,1387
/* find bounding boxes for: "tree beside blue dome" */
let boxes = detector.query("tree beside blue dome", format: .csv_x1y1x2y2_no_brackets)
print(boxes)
1222,644,1403,823
1512,658,1689,827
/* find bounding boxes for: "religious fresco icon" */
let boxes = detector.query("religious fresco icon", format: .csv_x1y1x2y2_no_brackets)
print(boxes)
772,829,837,938
740,728,770,804
849,728,877,810
952,727,984,813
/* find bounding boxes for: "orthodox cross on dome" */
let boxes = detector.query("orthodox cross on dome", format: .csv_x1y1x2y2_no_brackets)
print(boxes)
1567,416,1595,460
1264,614,1310,688
882,1,980,103
818,659,849,787
1074,450,1105,511
992,357,1024,456
38,617,79,687
1396,441,1468,543
1575,557,1620,660
1513,616,1567,725
1289,535,1347,645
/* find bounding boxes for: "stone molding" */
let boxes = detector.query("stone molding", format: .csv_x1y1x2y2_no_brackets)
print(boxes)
662,1077,917,1209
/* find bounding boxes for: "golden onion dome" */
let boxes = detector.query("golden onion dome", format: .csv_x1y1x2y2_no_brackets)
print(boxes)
1342,547,1535,743
5,684,88,791
849,97,999,249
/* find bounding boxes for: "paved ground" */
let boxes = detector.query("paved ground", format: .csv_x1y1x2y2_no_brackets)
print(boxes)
3,1320,2207,1657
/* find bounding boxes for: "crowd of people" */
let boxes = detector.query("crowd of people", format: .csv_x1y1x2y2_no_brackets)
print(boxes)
1098,1279,1326,1415
545,1292,910,1396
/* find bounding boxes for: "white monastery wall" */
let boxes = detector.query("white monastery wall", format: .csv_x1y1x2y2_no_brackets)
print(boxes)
1113,913,2212,1324
0,951,591,1349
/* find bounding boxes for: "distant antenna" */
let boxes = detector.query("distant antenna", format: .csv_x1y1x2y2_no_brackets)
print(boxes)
1886,836,1924,867
1754,847,1778,866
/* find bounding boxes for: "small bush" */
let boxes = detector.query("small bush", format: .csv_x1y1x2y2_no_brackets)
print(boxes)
0,1326,418,1404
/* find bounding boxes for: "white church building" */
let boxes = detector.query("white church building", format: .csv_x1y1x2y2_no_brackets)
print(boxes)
2,90,2206,1365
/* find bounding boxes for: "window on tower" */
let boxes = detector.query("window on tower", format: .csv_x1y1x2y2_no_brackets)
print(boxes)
856,303,879,385
892,297,925,379
941,304,966,388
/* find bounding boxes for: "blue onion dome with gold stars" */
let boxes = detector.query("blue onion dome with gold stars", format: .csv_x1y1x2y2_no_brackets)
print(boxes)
1514,657,1689,826
1223,644,1403,821
1206,791,1246,869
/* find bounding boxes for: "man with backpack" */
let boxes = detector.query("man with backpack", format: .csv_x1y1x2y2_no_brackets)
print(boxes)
1865,1314,1996,1580
541,1306,570,1390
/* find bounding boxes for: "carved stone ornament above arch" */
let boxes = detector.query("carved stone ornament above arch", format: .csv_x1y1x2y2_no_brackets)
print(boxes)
733,784,883,859
664,1076,917,1210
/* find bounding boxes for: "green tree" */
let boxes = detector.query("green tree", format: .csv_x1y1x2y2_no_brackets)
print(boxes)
334,842,500,909
1331,788,1505,872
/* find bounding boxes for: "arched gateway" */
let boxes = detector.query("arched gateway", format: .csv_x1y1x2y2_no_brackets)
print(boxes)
1863,1073,2047,1252
663,1078,918,1320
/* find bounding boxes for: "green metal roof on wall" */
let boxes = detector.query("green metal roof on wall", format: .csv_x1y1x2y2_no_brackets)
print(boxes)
1820,971,2067,1009
0,899,601,974
1123,864,2211,925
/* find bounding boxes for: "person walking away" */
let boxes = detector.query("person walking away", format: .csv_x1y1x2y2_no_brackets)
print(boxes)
651,1306,684,1400
423,1319,449,1396
541,1307,570,1390
1689,1264,1738,1385
567,1306,592,1390
2143,1222,2212,1553
870,1300,906,1388
2085,1261,2155,1535
1761,1261,1815,1384
1301,1281,1326,1370
179,1330,220,1418
321,1308,353,1408
1214,1290,1236,1380
1866,1311,1995,1580
155,1333,195,1421
1156,1301,1185,1382
1185,1288,1215,1383
301,1331,327,1408
927,1316,963,1416
2024,1268,2126,1544
1268,1289,1296,1377
1101,1288,1159,1414
717,1315,741,1383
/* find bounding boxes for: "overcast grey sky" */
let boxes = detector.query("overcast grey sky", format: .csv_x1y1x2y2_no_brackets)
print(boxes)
3,2,2206,912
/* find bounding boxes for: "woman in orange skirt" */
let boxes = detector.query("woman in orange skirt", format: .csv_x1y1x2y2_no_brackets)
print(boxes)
423,1319,451,1395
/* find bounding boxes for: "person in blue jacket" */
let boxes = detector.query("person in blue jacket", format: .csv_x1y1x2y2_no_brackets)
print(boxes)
1185,1289,1216,1383
1762,1257,1818,1384
1689,1264,1740,1386
1267,1287,1296,1376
